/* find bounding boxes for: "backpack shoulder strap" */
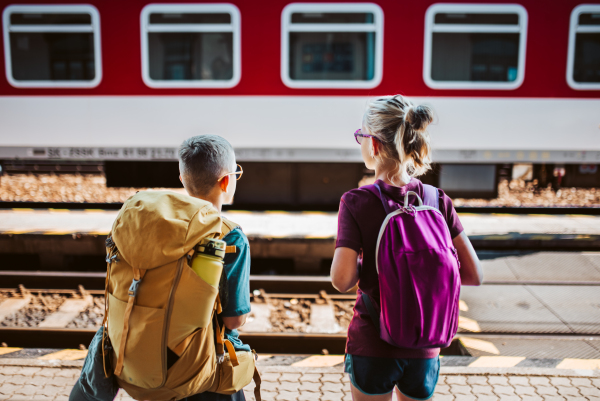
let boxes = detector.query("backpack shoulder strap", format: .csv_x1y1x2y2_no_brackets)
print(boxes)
363,184,392,214
422,184,440,210
221,217,240,254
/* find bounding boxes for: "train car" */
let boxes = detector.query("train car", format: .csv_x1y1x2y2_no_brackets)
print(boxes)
0,0,599,208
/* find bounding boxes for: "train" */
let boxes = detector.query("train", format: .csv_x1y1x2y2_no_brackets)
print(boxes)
0,0,599,208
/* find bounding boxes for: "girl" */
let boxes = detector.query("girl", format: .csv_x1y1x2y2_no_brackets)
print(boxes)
331,95,483,401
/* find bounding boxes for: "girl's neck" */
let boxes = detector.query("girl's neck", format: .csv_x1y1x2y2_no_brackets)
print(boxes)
374,167,410,188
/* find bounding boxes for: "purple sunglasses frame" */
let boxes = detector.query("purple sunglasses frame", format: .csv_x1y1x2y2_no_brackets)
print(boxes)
354,129,377,145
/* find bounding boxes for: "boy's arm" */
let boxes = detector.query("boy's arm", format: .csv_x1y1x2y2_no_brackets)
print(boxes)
220,228,251,330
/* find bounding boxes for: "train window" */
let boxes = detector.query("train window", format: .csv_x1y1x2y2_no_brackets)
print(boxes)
2,5,101,88
141,4,241,88
281,3,383,89
423,4,528,90
567,5,600,90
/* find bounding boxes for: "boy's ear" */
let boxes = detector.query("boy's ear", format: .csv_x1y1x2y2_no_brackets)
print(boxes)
219,175,229,192
179,175,183,184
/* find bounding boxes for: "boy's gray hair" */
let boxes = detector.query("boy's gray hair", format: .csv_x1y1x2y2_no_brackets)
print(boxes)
178,135,236,196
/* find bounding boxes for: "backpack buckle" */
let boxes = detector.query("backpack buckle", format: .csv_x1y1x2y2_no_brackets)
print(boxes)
128,278,141,297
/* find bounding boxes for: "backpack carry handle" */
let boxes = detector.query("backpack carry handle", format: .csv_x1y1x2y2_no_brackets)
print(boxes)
404,191,423,207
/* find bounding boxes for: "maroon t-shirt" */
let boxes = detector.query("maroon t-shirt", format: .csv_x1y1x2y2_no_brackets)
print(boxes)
336,178,464,359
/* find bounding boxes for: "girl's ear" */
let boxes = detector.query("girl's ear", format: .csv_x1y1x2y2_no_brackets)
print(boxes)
371,137,379,156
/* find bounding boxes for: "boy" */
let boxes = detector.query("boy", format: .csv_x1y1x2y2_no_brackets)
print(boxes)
70,134,252,401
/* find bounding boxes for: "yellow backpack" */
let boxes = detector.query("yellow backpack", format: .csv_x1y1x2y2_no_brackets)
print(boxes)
103,191,261,401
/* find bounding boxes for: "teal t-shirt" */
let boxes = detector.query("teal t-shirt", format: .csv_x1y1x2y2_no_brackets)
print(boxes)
220,227,251,352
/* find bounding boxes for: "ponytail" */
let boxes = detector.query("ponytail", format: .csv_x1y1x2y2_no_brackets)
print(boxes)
364,95,434,184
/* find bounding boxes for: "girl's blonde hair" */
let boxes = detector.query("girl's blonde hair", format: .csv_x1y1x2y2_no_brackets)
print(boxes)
363,95,434,184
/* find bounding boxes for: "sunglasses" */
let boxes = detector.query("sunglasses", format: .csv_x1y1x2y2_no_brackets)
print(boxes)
218,164,243,182
354,129,377,145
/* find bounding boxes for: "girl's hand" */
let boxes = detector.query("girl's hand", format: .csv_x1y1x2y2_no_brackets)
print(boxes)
453,231,483,286
331,247,359,293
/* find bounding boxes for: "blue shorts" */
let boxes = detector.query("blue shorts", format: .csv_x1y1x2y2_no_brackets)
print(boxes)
344,354,440,400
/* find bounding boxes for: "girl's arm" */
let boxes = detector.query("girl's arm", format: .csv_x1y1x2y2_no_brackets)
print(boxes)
331,247,359,293
453,231,483,286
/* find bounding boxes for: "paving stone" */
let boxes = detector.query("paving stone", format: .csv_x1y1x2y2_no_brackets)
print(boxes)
488,376,509,386
0,384,24,396
297,393,321,401
260,381,280,392
320,374,343,383
35,369,57,378
321,382,343,393
0,367,23,376
437,376,446,385
261,373,281,382
569,378,593,388
54,369,80,379
579,387,600,396
299,374,321,383
17,368,42,376
276,390,300,401
28,377,57,387
341,375,350,384
278,381,300,392
432,394,454,401
12,385,38,396
260,390,277,401
550,378,573,387
556,386,580,397
508,376,530,387
3,376,30,385
449,384,472,395
45,377,77,387
493,385,517,396
562,397,589,401
342,393,353,401
519,396,544,401
495,396,520,401
320,392,343,401
466,376,488,385
530,377,552,387
586,396,600,401
54,396,70,401
431,394,454,401
475,395,499,401
471,384,494,395
515,385,537,396
453,395,476,401
591,379,600,388
279,373,301,383
445,376,467,385
536,385,561,396
298,382,321,393
434,384,451,394
540,397,566,401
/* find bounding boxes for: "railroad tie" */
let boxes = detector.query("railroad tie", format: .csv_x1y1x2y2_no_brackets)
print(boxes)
0,295,32,322
308,291,339,334
38,295,93,328
239,303,272,332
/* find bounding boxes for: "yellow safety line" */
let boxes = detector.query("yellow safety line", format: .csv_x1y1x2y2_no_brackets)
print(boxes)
459,338,500,355
556,358,600,370
458,316,481,333
0,347,22,356
469,356,525,368
38,349,88,361
291,355,345,368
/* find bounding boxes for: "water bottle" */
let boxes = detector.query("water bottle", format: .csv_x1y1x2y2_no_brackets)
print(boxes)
191,238,226,288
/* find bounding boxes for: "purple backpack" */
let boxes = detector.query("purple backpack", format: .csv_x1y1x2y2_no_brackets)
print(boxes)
363,183,461,349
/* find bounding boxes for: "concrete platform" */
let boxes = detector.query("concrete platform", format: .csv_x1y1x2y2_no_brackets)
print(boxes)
1,209,600,238
0,355,598,401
